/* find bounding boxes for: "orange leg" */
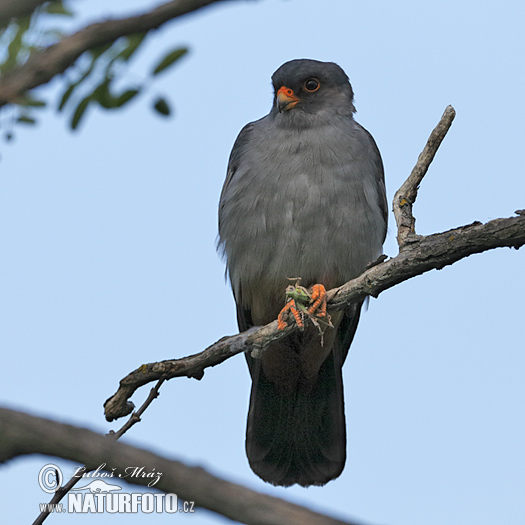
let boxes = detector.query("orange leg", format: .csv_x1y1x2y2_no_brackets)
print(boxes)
289,301,304,328
277,301,292,330
277,299,304,330
307,284,327,317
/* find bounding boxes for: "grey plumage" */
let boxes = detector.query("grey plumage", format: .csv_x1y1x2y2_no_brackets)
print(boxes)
218,59,387,487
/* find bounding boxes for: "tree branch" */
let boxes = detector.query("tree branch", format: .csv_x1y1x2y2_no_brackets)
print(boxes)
103,105,525,421
0,0,234,106
33,378,167,525
105,210,525,420
393,105,456,246
0,407,362,525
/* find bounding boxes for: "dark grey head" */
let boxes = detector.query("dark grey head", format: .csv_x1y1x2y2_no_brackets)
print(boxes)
270,59,355,125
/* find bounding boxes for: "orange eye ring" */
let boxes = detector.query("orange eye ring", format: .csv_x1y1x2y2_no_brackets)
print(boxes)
303,78,320,92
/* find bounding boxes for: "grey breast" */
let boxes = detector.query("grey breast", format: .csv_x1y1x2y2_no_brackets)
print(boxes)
219,114,386,307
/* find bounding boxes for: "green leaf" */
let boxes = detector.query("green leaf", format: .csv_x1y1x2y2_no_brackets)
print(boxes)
58,83,76,111
117,33,147,62
92,77,140,109
92,78,113,109
153,97,171,116
151,47,188,76
114,89,140,107
89,43,113,60
70,96,91,130
19,94,46,107
17,115,36,125
44,1,74,16
2,16,31,71
58,58,98,112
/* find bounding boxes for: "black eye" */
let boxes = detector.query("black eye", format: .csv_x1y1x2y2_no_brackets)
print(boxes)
303,78,320,92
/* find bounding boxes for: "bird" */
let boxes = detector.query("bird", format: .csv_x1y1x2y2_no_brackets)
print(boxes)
218,59,387,487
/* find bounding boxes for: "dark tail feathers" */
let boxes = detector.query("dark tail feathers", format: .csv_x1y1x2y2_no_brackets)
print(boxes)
245,349,346,487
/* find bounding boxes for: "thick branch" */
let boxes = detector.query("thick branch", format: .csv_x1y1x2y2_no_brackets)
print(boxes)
105,210,525,421
0,407,360,525
0,0,233,105
393,105,456,246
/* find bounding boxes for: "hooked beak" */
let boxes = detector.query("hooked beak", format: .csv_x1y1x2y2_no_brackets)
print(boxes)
276,86,300,112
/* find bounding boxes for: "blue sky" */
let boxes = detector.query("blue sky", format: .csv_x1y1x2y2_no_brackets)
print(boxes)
1,0,525,523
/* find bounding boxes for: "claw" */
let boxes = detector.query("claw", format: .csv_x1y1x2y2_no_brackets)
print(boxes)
289,300,304,328
277,299,304,330
278,282,329,330
307,283,327,317
277,302,290,330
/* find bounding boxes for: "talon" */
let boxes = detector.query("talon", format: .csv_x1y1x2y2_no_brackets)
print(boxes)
277,299,304,330
307,283,327,317
289,300,304,328
277,302,291,330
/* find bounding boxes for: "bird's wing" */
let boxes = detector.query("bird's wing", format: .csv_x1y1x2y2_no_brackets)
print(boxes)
219,122,260,376
356,122,389,237
219,122,256,213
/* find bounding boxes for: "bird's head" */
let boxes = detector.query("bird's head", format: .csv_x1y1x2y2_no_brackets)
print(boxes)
270,59,355,127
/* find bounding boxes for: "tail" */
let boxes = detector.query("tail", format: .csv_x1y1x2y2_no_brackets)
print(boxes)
245,347,346,487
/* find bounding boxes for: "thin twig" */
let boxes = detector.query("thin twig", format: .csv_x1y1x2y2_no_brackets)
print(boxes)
110,376,166,439
393,105,456,246
32,472,84,525
33,377,166,525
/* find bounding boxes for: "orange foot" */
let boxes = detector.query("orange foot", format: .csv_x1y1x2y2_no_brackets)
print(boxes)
307,284,327,317
277,299,303,330
277,282,328,330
